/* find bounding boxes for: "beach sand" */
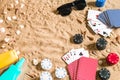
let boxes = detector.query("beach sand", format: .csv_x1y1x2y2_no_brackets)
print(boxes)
0,0,120,80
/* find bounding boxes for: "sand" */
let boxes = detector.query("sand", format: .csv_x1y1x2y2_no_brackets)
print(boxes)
0,0,120,80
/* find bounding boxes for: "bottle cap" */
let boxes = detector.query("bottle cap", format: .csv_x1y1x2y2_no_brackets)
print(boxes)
107,53,119,65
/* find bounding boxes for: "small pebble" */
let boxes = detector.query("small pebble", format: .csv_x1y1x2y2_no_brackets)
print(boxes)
7,16,12,21
16,50,20,55
19,24,24,29
16,30,21,35
0,27,5,33
15,0,19,4
106,49,110,53
4,37,10,43
10,4,14,8
98,60,103,65
32,58,39,66
20,3,25,8
0,19,3,23
116,36,120,43
87,35,94,41
3,11,7,15
1,45,5,48
12,16,17,20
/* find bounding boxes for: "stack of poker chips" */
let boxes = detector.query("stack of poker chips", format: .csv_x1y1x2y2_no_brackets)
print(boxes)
96,38,107,50
107,53,119,65
98,68,110,80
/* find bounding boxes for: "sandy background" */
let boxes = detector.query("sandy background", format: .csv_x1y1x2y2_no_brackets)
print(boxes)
0,0,120,80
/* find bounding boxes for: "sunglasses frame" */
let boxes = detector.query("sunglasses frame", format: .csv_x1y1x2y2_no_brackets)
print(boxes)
57,0,86,16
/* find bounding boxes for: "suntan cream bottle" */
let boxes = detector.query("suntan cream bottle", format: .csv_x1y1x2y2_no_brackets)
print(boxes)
0,50,19,69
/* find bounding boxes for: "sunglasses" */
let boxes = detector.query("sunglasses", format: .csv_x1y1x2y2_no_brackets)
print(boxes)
57,0,86,16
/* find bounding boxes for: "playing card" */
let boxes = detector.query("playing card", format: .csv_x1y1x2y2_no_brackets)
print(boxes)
98,27,112,37
98,12,109,25
76,57,98,80
87,10,101,21
67,59,78,80
103,11,111,26
87,10,112,37
62,52,72,64
106,9,120,27
62,48,89,64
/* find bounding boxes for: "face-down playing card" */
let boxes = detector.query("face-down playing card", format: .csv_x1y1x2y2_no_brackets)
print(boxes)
67,59,78,80
106,9,120,27
76,57,98,80
67,57,98,80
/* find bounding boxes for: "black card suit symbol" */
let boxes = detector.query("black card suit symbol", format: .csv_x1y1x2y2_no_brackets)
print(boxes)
79,52,83,56
103,31,108,36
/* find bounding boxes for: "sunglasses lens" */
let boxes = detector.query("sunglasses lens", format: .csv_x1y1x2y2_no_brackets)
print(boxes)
57,3,72,16
73,1,86,10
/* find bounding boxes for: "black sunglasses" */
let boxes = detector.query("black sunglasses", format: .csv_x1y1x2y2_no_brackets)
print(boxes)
57,0,86,16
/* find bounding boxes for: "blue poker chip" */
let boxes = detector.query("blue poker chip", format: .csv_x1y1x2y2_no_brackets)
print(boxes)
40,71,52,80
55,67,67,79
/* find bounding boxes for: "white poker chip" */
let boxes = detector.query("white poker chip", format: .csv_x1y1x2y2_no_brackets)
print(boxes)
41,58,52,70
40,71,52,80
55,67,67,79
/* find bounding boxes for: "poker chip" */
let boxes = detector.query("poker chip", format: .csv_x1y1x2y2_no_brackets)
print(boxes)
99,68,110,80
41,58,52,70
73,34,83,44
107,53,119,65
40,71,52,80
55,67,67,79
96,38,107,50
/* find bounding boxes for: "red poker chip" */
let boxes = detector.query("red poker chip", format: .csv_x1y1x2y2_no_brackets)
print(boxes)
107,53,119,65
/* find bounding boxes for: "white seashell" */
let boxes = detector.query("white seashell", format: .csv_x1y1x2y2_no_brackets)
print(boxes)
20,3,25,8
4,37,10,42
7,16,12,21
32,58,39,66
0,27,5,33
12,16,17,20
19,24,24,29
16,30,21,35
0,19,3,23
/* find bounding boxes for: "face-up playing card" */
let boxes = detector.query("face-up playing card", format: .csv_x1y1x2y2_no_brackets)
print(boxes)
76,57,98,80
62,48,89,64
87,10,101,20
87,10,112,37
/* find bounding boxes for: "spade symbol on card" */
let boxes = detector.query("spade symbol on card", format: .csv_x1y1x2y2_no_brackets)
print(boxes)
79,52,83,56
